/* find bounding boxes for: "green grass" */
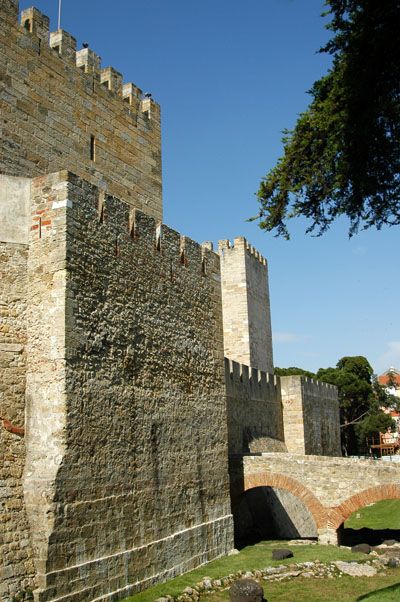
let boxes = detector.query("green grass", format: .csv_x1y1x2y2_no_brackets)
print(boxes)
122,541,370,602
207,572,400,602
357,580,400,601
345,499,400,530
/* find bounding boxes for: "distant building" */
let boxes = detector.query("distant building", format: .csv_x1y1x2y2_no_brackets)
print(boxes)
379,367,400,431
378,367,400,398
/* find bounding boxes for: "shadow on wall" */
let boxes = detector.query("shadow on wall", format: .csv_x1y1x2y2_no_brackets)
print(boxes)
338,525,400,547
233,486,317,548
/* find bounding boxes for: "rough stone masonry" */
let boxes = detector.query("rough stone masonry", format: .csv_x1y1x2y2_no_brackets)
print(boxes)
0,2,342,601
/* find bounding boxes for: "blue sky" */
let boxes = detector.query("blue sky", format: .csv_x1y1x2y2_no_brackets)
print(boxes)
25,0,398,374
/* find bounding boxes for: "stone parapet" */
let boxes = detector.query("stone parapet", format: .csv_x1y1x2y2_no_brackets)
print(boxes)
241,452,400,511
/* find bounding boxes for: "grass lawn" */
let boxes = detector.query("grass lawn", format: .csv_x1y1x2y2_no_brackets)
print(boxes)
123,541,374,602
345,499,400,530
206,571,400,602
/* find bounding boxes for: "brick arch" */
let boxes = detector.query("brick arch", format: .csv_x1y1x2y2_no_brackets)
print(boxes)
242,471,327,529
328,484,400,530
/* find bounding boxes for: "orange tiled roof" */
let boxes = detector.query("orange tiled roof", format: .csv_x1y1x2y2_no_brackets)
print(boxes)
378,368,400,387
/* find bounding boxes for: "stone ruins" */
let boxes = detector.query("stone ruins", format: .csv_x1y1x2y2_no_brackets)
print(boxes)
2,2,398,602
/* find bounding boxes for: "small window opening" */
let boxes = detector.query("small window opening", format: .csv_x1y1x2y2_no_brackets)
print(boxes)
92,77,95,93
38,39,41,55
115,235,120,257
201,257,207,276
24,19,31,32
180,249,186,266
38,217,42,239
79,64,86,72
90,135,96,161
53,45,61,54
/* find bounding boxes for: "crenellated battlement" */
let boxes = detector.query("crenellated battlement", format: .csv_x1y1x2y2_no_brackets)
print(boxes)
301,375,337,399
225,357,277,390
224,357,279,406
17,5,160,116
218,236,267,265
29,171,219,279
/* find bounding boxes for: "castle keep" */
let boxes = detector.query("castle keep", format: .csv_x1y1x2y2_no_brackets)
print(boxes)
1,2,342,600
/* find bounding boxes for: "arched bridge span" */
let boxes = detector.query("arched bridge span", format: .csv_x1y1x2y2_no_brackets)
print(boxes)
230,453,400,544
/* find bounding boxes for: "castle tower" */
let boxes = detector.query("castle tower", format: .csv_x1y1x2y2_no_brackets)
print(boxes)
218,237,274,373
0,0,162,221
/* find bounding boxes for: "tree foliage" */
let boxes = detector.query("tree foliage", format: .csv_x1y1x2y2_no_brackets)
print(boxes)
274,366,316,379
256,0,400,238
355,411,394,444
316,356,395,454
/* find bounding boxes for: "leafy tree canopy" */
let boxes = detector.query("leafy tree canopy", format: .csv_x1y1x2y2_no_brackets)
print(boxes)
256,0,400,238
355,411,394,444
274,366,316,378
316,355,396,454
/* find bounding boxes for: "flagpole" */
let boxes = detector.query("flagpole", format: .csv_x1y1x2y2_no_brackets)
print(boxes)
58,0,62,30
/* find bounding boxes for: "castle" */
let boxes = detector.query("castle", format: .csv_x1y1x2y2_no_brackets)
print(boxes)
0,2,341,600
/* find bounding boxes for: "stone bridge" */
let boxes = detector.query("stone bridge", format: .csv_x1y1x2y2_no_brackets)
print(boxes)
230,453,400,545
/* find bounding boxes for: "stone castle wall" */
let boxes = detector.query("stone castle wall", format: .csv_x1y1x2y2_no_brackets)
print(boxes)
219,238,273,373
0,175,35,598
280,376,341,456
225,368,340,458
0,241,36,598
0,0,162,221
21,171,233,602
225,359,285,455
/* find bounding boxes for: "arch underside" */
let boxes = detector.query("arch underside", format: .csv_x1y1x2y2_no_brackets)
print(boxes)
239,472,400,536
328,484,400,530
242,472,327,529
